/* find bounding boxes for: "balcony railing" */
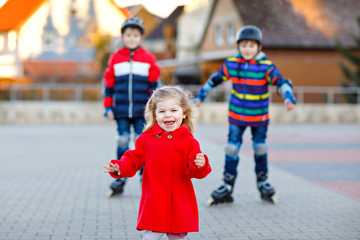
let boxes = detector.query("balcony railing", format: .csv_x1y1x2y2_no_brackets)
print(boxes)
184,84,360,105
0,84,102,102
0,83,360,105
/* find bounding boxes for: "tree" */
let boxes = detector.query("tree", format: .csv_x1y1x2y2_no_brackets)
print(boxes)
336,16,360,104
91,31,112,74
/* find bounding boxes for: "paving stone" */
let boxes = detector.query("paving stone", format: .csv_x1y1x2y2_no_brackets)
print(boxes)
0,124,359,239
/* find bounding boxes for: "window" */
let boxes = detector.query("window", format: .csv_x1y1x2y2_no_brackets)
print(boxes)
68,36,77,48
214,25,223,46
227,24,235,44
43,32,56,50
8,30,16,51
0,35,4,51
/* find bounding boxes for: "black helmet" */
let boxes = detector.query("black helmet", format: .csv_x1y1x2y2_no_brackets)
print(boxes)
236,25,262,44
121,17,144,34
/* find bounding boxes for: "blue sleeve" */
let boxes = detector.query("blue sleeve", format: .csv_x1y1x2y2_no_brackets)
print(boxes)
195,73,225,102
277,78,296,104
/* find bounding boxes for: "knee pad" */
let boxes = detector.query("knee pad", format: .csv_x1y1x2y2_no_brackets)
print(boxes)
253,143,267,155
224,143,240,156
116,134,130,147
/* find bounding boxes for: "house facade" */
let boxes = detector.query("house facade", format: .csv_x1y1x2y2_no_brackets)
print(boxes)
126,5,162,38
199,0,360,89
176,0,213,59
143,6,184,61
0,0,47,80
0,0,130,81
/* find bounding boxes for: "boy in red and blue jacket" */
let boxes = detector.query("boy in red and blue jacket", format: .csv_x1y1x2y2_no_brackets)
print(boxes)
103,17,160,197
196,25,296,205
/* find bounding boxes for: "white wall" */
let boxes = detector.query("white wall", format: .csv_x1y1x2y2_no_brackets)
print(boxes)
176,0,213,59
0,102,359,124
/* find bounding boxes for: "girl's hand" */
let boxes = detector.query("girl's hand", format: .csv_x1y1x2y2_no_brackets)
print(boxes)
194,153,205,168
103,162,121,175
284,99,295,111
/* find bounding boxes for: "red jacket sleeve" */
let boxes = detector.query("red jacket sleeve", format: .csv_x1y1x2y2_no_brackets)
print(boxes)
147,53,160,88
109,135,146,179
186,139,212,179
103,54,116,108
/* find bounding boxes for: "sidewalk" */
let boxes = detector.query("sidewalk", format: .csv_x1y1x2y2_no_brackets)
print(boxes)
0,123,359,240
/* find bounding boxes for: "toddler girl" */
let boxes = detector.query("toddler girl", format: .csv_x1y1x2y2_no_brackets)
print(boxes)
104,86,211,240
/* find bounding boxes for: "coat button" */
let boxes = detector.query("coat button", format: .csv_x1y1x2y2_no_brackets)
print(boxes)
168,135,172,139
157,134,161,139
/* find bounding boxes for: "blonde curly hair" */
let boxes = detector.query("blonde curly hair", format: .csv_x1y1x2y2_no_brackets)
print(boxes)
144,85,198,134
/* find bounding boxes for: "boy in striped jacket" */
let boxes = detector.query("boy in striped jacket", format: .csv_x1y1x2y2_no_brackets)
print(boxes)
103,18,160,197
196,25,296,205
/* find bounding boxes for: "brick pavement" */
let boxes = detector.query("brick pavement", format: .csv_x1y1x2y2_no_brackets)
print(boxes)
0,123,359,240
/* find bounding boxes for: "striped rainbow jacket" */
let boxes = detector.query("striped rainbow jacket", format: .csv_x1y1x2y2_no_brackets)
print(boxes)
196,51,294,127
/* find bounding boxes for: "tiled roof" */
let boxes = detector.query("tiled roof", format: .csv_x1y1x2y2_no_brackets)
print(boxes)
233,0,360,48
0,0,47,31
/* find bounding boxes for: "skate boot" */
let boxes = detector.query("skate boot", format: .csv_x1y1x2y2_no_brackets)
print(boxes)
107,178,126,198
257,172,277,204
207,173,235,206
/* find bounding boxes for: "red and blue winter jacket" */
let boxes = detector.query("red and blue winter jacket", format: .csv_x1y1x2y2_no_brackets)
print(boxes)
196,52,295,127
103,47,160,119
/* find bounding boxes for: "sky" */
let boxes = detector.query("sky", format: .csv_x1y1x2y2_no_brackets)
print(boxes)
0,0,8,8
0,0,192,18
114,0,192,18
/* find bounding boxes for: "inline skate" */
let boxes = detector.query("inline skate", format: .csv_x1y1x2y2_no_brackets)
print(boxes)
257,172,277,204
207,173,235,206
107,178,126,198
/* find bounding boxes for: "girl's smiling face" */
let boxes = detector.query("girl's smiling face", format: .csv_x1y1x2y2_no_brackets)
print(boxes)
155,98,185,132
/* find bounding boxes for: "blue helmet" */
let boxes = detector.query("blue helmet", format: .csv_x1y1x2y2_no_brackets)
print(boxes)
121,17,144,34
236,25,262,44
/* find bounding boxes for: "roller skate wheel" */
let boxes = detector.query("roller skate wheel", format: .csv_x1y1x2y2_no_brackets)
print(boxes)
207,198,216,207
261,195,277,204
107,190,115,198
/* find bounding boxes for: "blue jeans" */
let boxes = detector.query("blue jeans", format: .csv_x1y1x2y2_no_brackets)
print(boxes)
224,124,268,179
116,117,145,159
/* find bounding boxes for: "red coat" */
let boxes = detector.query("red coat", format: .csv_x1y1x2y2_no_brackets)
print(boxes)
109,123,211,233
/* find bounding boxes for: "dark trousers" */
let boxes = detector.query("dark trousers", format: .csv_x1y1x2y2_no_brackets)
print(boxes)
224,124,268,179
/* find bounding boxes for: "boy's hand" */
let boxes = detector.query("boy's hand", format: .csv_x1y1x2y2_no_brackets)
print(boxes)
194,153,205,168
104,108,114,120
103,162,121,175
194,98,201,107
191,97,201,107
106,111,114,120
283,91,296,111
284,99,295,111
